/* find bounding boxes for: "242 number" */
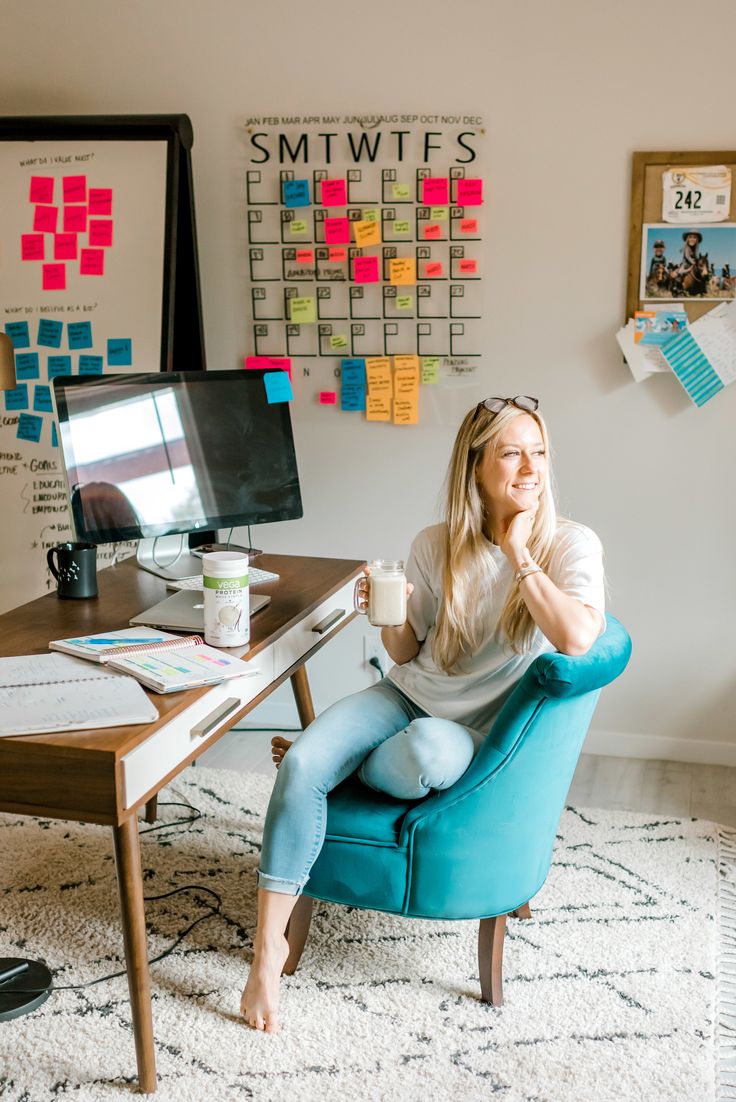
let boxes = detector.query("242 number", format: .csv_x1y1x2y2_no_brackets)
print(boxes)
674,189,702,210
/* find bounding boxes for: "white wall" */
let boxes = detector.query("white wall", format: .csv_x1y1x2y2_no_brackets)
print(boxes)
4,0,736,760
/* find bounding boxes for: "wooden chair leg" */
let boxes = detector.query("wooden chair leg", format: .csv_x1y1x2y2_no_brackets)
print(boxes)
510,902,531,919
478,914,506,1006
282,895,314,976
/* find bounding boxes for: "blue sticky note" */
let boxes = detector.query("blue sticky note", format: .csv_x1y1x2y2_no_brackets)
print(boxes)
48,355,72,379
37,318,63,348
17,413,43,443
33,384,53,413
51,422,58,448
107,338,132,366
68,321,93,350
4,384,29,411
341,358,367,386
341,357,367,411
263,371,294,404
283,179,311,208
15,352,40,380
79,355,103,375
5,321,30,349
341,386,366,411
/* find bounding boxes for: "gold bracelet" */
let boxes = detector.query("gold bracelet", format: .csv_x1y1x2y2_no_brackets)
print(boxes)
515,564,542,584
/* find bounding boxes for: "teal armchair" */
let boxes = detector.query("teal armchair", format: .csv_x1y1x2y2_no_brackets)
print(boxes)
283,615,632,1005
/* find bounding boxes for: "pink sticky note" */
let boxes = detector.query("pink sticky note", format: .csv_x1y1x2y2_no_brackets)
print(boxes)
63,175,87,203
42,263,66,290
329,247,347,262
459,258,477,274
80,248,104,275
422,177,449,205
460,218,478,234
457,178,483,205
245,355,292,381
88,188,113,216
423,224,442,240
64,206,87,233
33,205,58,233
21,234,45,261
88,219,113,247
425,261,444,278
29,176,54,203
54,233,78,260
321,178,347,206
324,217,350,245
295,249,314,264
353,255,379,283
319,391,337,405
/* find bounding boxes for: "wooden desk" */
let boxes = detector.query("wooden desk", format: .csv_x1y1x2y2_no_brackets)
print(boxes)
0,553,363,1093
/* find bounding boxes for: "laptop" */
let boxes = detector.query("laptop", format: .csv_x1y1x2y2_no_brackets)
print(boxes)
130,589,271,633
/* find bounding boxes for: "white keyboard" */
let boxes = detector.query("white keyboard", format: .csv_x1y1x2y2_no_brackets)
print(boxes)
166,566,280,591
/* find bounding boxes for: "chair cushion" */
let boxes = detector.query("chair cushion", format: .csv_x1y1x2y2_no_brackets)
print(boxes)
325,776,418,846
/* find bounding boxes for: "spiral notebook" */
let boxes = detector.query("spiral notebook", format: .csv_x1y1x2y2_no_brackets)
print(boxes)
50,627,201,663
0,653,158,737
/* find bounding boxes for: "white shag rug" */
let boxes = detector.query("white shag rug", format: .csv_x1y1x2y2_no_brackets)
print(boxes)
0,766,729,1102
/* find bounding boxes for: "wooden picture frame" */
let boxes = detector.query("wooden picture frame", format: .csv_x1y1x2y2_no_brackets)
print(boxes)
626,150,736,324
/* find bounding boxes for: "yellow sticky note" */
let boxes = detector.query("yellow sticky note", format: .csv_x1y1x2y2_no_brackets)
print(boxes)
363,209,380,223
421,357,440,383
367,394,392,421
289,296,316,323
365,356,392,395
353,220,381,247
290,220,308,235
330,334,348,350
430,206,448,221
393,220,410,235
389,257,416,285
392,183,411,200
396,295,413,310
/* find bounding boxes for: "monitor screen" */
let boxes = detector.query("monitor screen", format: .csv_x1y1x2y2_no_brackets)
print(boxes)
53,370,303,544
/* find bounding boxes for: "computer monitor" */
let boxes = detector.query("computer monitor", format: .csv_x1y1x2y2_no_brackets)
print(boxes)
53,369,303,578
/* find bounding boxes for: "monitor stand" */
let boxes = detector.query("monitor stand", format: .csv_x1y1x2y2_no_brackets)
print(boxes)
136,537,265,581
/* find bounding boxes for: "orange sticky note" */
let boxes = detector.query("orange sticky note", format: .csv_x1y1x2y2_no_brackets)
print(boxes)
365,356,392,395
389,257,416,285
353,220,381,247
460,218,478,234
423,223,442,240
319,391,337,404
366,394,392,422
425,261,444,278
459,258,477,274
329,247,347,262
296,249,314,264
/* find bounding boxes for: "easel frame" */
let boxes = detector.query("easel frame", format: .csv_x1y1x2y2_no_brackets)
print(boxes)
626,149,736,324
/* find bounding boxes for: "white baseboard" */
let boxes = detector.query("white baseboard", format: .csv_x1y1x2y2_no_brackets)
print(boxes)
585,728,736,767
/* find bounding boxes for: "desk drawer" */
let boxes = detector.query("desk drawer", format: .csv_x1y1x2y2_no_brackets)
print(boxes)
121,647,274,809
273,578,355,679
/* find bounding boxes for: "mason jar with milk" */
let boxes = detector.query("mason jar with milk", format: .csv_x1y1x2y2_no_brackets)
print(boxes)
354,560,407,627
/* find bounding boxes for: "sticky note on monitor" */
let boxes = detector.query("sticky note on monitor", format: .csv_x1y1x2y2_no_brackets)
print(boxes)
264,371,293,403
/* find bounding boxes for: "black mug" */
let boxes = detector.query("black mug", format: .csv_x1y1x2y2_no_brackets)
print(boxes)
47,542,98,599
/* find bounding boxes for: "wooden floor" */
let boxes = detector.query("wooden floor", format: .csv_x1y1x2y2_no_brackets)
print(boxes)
199,730,736,827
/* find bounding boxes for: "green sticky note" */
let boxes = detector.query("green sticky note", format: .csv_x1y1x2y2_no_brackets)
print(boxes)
290,296,316,323
392,183,411,200
290,219,308,234
430,206,448,221
363,208,379,223
396,295,413,310
394,220,411,234
421,357,440,383
330,334,348,349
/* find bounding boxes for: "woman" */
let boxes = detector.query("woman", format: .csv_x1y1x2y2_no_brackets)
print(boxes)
241,395,605,1032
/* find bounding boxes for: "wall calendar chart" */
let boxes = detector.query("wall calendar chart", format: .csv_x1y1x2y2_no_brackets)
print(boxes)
242,113,486,423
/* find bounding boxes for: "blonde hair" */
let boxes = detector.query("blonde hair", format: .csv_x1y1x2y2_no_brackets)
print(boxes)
432,403,558,673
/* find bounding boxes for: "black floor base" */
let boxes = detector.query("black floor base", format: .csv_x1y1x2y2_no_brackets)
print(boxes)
0,958,53,1021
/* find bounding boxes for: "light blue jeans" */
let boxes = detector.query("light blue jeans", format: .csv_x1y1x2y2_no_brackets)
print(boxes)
257,679,483,896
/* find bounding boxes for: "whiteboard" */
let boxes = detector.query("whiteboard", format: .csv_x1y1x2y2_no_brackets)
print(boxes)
0,136,168,613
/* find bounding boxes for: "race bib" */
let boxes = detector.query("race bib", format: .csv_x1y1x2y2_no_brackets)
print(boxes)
662,165,731,223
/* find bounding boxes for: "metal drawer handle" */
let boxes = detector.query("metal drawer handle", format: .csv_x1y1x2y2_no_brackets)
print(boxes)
190,697,241,740
311,608,345,635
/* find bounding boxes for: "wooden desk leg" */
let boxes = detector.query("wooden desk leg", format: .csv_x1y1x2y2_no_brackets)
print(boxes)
112,815,157,1094
144,796,158,823
290,665,316,729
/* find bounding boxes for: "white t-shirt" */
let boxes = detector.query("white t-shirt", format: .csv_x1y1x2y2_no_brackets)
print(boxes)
387,520,605,734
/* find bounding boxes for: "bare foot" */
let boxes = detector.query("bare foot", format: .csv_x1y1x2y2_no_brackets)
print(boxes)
240,935,290,1032
271,735,293,768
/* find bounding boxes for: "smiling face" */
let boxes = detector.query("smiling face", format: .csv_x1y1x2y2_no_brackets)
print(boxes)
476,413,547,532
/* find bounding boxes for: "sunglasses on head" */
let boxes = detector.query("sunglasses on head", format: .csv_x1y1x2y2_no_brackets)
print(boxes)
473,395,539,421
